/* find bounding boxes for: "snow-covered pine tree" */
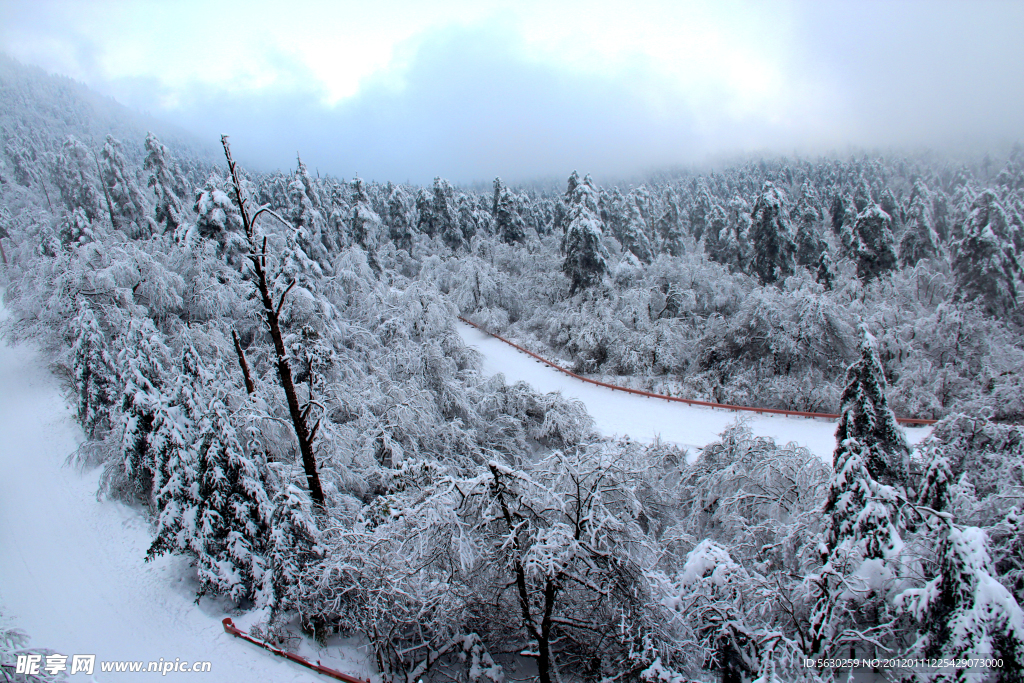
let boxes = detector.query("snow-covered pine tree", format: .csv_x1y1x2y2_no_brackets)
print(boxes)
619,193,654,263
58,206,96,247
349,177,382,252
147,335,206,559
494,182,526,245
561,171,609,295
261,483,322,615
815,251,835,291
188,369,272,603
99,135,147,238
108,318,172,503
144,132,188,233
193,175,247,265
832,328,909,489
70,299,117,439
750,181,796,285
851,204,898,283
385,183,414,254
953,189,1021,317
899,192,941,267
897,523,1024,678
792,192,825,268
52,135,103,224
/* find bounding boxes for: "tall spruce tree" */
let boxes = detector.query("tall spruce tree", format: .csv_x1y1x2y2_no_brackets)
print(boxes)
832,328,909,489
70,300,116,439
144,132,188,233
750,181,796,285
851,205,898,283
561,172,609,295
953,189,1021,316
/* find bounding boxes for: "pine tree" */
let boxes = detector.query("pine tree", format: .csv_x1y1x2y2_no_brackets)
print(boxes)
349,177,382,251
815,251,835,291
494,183,526,245
793,193,825,268
619,194,654,263
190,382,272,602
851,205,898,283
385,183,414,254
953,189,1021,317
561,172,609,295
144,132,188,232
70,300,116,438
897,524,1024,677
150,350,272,604
100,135,147,238
750,181,796,285
114,318,172,502
262,484,322,614
52,135,103,224
833,328,909,489
148,337,207,560
899,193,941,267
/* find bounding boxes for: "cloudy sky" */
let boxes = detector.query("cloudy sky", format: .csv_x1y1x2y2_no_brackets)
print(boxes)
1,0,1021,184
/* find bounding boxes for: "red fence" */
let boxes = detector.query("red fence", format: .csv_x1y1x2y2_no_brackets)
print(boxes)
222,618,370,683
457,317,937,427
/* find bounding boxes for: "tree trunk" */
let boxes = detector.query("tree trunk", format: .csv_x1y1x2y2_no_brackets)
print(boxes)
221,136,325,509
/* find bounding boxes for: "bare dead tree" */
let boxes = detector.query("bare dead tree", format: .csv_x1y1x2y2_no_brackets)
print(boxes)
221,135,326,509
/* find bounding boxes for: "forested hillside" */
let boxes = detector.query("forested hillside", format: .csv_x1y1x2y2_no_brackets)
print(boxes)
2,58,1024,682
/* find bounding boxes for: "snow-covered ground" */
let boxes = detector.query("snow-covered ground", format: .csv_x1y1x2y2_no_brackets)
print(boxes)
457,322,933,460
0,315,933,683
0,329,372,682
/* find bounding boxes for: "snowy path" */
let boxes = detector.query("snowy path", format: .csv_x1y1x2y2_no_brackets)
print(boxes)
0,333,371,681
457,323,933,461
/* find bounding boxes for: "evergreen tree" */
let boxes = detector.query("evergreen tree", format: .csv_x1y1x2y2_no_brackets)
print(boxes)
654,188,684,256
833,328,909,489
385,183,414,254
561,172,609,295
619,194,654,263
792,193,825,268
114,318,172,502
144,132,188,232
898,524,1024,677
150,354,272,604
899,193,941,266
262,484,322,614
349,177,382,251
148,337,207,559
953,189,1021,316
194,176,247,265
52,135,103,223
494,183,526,245
191,380,272,602
851,205,898,283
816,251,835,291
70,300,116,438
100,135,147,238
749,181,796,284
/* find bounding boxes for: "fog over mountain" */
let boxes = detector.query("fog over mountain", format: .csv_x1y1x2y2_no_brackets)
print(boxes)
2,0,1021,183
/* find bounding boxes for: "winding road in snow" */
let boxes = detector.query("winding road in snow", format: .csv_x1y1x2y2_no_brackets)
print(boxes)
456,322,933,461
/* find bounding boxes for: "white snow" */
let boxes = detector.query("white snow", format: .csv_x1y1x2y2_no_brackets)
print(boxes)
457,322,933,461
0,310,934,683
0,323,373,681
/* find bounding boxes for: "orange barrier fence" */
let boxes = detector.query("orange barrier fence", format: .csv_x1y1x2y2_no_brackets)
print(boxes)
457,317,937,427
222,618,370,683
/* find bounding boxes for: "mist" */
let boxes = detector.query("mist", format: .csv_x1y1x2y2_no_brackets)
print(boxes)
2,0,1022,184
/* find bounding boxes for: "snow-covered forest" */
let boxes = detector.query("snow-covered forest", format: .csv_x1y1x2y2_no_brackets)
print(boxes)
2,53,1024,683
